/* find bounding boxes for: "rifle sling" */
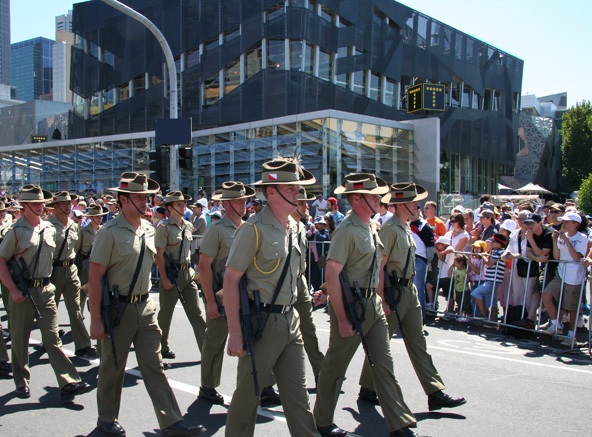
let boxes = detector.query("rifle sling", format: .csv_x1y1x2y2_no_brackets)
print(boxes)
128,233,145,296
55,225,72,263
30,228,46,279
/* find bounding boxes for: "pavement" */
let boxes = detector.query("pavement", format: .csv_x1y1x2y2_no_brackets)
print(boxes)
1,289,591,436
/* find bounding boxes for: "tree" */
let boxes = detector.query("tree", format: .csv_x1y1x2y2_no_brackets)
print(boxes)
578,173,592,215
559,100,592,190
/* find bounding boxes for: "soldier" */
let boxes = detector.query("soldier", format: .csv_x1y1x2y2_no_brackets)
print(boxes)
312,174,421,437
155,191,206,359
47,191,95,357
75,204,108,315
88,172,205,436
224,159,320,436
197,181,255,405
189,199,207,267
357,183,466,413
1,202,13,330
291,188,324,383
0,185,90,401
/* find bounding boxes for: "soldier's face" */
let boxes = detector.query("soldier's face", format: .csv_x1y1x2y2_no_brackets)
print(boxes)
56,201,72,216
363,194,380,212
274,184,299,206
405,201,420,220
297,200,307,217
228,198,247,216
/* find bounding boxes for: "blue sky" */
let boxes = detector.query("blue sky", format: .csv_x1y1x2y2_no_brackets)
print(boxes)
10,0,591,107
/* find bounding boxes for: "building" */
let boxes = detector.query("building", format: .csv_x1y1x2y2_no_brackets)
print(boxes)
0,0,523,198
0,0,10,85
0,83,23,108
56,10,73,33
53,28,75,103
11,37,54,101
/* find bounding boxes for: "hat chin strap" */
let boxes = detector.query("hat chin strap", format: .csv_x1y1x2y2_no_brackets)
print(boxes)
128,196,146,217
403,203,415,217
362,194,377,215
24,203,42,217
171,206,185,218
225,200,242,219
275,186,297,207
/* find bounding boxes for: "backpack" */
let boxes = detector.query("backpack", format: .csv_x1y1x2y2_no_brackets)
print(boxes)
502,305,532,339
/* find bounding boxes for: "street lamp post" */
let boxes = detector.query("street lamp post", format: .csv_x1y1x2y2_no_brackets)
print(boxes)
100,0,180,189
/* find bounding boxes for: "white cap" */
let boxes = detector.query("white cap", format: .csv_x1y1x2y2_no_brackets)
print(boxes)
500,220,518,232
558,212,582,223
436,236,451,245
197,198,208,208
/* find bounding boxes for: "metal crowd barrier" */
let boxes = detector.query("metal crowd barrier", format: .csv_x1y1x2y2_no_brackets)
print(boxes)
428,250,590,352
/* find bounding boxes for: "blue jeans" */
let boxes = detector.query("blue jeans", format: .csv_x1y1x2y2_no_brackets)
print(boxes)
471,281,500,308
413,257,428,320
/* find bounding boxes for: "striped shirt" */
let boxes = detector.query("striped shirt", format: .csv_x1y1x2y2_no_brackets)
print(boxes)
484,248,506,284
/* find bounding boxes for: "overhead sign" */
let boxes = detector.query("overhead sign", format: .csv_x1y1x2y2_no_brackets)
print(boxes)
407,83,446,113
31,135,48,143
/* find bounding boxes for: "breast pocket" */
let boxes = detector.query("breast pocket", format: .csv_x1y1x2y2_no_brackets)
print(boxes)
258,241,288,274
42,233,57,258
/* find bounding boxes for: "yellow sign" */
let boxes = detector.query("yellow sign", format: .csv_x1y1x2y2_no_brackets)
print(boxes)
406,83,446,113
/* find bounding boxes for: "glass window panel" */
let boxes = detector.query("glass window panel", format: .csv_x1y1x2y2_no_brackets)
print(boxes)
462,85,471,108
224,58,240,95
443,27,452,55
336,73,347,89
494,90,502,112
337,47,348,58
303,43,314,75
465,38,474,62
320,5,332,23
267,39,285,70
204,72,220,106
484,89,493,110
384,78,396,107
417,15,427,49
352,71,365,95
430,22,440,47
246,44,262,79
369,72,379,101
187,50,200,69
290,41,304,71
451,82,460,107
318,49,331,81
307,0,317,12
472,92,482,110
225,27,241,42
404,14,414,43
337,16,352,28
205,37,219,52
267,4,285,21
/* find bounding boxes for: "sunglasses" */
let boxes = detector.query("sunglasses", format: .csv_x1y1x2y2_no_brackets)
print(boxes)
548,210,559,214
450,220,456,223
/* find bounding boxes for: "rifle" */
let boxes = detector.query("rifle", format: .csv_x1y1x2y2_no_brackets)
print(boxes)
238,275,260,397
210,267,225,317
101,276,121,370
338,271,373,367
7,257,42,320
164,252,185,305
383,269,406,339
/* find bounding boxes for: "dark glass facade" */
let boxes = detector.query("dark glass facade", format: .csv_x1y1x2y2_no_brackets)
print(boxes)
11,37,54,101
68,0,523,193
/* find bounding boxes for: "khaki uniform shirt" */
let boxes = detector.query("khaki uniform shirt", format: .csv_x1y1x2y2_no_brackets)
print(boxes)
380,214,416,279
227,206,300,306
200,214,239,277
49,216,79,261
75,222,99,256
327,210,383,289
90,213,156,296
0,217,56,278
0,220,11,242
155,217,193,265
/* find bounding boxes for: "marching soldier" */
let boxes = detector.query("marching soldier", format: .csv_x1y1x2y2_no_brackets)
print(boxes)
224,159,320,436
197,181,254,404
0,185,90,401
75,204,108,315
155,191,206,359
0,202,13,376
312,174,420,437
88,172,205,436
47,192,95,357
291,188,324,382
358,183,466,412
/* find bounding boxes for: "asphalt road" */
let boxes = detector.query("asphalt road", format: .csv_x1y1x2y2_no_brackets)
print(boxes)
1,290,591,437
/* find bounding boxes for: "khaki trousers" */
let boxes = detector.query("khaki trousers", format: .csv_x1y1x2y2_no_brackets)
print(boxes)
200,312,228,388
225,310,320,437
295,275,324,379
359,285,445,396
52,264,91,350
157,268,206,352
314,295,416,432
10,283,80,389
97,297,182,429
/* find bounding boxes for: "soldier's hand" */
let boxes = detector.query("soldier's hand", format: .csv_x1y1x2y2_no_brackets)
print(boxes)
206,300,221,319
584,257,592,268
162,279,175,290
313,291,327,306
10,289,25,305
382,300,392,316
338,319,355,338
90,319,107,340
227,333,247,357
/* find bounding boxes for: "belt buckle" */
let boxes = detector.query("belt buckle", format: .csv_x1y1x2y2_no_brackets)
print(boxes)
63,261,69,267
281,305,289,314
33,279,40,287
130,294,140,304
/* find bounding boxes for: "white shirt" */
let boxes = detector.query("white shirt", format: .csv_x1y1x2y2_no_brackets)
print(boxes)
312,199,328,218
411,232,427,259
557,231,588,285
373,211,393,226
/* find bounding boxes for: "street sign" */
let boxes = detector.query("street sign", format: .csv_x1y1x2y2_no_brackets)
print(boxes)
31,135,48,143
406,83,446,113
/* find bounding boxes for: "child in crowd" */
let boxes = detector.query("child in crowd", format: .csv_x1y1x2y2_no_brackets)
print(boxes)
426,236,454,315
471,233,508,324
449,254,472,322
468,240,487,288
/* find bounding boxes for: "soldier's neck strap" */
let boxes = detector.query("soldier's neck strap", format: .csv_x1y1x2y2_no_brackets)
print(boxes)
128,233,146,296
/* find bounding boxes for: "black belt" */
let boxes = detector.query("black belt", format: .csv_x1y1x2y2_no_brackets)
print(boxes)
396,277,414,288
28,278,50,288
118,293,149,304
259,302,293,314
54,259,75,267
360,288,376,298
179,263,190,270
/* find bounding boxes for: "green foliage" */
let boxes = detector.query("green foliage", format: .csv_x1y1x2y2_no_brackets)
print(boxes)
578,174,592,215
560,100,592,190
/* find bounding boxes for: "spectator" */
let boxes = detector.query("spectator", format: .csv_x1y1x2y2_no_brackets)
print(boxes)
373,201,393,226
478,209,498,243
468,240,487,288
540,212,588,345
326,196,344,226
449,254,472,321
445,205,465,232
312,193,328,218
547,204,565,230
471,233,508,323
426,235,453,314
424,201,446,237
410,213,436,320
251,198,264,215
439,213,469,316
462,209,476,249
497,219,518,312
474,194,492,217
208,210,222,222
307,216,331,290
324,212,337,235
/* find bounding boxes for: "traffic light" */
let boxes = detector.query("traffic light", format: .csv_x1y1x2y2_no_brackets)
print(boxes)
179,147,193,169
149,145,170,191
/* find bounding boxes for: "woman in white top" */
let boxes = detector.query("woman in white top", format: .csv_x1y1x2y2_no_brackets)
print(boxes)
440,213,469,316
